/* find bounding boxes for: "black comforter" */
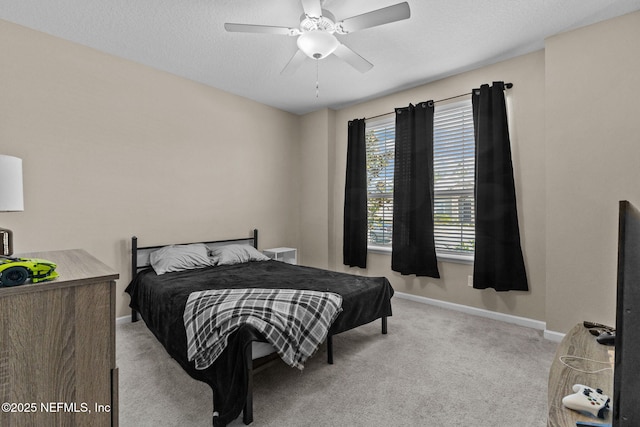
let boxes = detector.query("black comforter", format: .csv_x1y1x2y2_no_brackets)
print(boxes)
125,260,393,426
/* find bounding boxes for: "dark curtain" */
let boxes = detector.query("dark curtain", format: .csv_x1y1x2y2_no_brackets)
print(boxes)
472,82,528,291
392,102,440,277
343,118,368,268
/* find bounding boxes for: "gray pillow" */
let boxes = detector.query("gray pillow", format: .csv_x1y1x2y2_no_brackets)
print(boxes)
209,244,270,266
150,243,214,275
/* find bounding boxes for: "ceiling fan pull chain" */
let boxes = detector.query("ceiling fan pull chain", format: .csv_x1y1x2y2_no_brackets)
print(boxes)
315,57,320,98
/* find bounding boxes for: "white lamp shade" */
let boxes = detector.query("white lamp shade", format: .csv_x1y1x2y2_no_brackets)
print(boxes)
0,155,24,212
297,31,339,59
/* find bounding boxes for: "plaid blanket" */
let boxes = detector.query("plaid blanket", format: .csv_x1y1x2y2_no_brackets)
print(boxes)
184,288,343,370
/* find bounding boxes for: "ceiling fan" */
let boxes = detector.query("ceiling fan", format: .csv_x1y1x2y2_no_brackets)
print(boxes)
224,1,411,75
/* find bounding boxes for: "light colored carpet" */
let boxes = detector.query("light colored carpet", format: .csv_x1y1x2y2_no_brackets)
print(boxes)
116,297,557,426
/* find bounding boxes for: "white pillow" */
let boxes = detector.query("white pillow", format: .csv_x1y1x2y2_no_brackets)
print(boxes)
209,244,270,266
150,243,214,275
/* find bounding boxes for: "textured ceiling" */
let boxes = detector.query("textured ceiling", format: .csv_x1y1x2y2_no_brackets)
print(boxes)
2,0,640,114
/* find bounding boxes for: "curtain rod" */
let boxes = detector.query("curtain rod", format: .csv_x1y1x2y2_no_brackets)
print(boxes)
365,82,513,122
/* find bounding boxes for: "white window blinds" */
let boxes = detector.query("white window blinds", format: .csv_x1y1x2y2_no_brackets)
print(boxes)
433,100,475,256
365,117,395,247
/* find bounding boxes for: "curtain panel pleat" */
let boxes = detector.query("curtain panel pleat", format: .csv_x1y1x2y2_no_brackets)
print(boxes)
392,102,440,277
472,82,528,291
343,118,368,268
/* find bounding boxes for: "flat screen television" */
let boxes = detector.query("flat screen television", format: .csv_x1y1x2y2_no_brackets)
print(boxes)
613,200,640,426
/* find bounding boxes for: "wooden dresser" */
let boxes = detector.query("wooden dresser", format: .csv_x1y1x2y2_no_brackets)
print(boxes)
0,249,119,427
548,323,614,426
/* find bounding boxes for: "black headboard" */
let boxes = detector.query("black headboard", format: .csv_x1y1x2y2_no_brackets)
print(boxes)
129,229,258,322
130,228,258,280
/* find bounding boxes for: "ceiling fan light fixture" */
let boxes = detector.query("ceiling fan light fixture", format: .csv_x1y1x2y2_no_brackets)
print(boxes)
297,30,339,59
225,2,411,74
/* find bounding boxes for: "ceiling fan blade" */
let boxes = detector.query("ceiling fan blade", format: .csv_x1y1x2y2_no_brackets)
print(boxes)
300,0,322,18
224,23,297,36
333,44,373,73
337,2,410,33
281,50,308,75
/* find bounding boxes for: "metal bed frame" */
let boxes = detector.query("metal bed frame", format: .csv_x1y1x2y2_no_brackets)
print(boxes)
128,229,388,425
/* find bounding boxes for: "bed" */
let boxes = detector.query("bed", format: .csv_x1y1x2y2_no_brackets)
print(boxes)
125,230,394,426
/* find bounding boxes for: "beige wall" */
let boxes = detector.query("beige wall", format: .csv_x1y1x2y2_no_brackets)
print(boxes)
0,20,301,318
545,11,640,332
298,108,335,268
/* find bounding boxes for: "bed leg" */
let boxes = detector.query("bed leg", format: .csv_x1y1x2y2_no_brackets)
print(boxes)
212,411,219,426
382,316,387,334
131,309,138,323
327,334,334,365
243,343,254,425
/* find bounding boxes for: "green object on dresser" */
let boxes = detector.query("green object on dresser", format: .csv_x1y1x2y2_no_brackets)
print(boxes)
0,255,58,286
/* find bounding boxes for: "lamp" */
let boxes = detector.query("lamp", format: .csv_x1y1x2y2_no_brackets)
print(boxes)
297,30,339,59
0,155,24,256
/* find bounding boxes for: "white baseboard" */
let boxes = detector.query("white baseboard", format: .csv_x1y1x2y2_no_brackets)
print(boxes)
394,292,564,341
543,329,566,342
114,292,567,342
116,314,133,325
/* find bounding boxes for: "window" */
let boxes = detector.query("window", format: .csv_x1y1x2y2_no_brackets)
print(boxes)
432,100,475,257
366,117,395,247
365,99,475,259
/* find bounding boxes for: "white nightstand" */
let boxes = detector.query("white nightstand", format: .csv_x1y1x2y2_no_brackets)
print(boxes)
263,247,297,265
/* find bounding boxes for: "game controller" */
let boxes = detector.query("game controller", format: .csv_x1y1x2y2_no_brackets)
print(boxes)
596,330,616,345
562,384,610,419
583,321,615,331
